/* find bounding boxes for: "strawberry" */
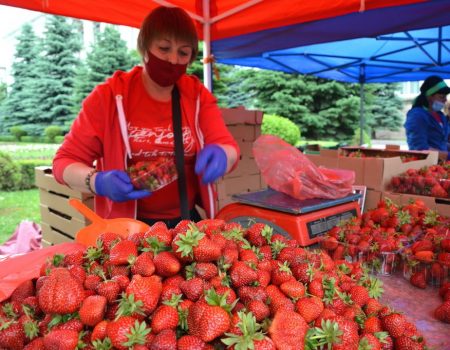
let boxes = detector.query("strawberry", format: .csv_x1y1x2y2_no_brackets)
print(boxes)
269,310,308,350
38,267,85,315
0,320,25,349
362,316,382,334
194,262,218,280
382,313,406,338
106,317,150,350
109,240,137,265
197,218,225,236
91,320,109,341
150,305,179,334
177,335,207,350
271,262,294,285
23,337,45,350
97,280,121,304
10,280,35,302
410,271,427,289
330,315,359,350
394,336,425,350
437,252,450,266
126,275,162,315
441,238,450,252
247,300,270,322
434,300,450,323
153,251,181,277
245,223,271,246
348,285,370,306
145,221,172,246
180,277,205,302
131,252,155,277
79,295,107,326
295,296,323,323
359,333,381,350
198,304,231,342
151,329,177,349
229,261,258,288
411,240,433,254
279,279,305,299
193,237,222,262
43,329,79,350
97,232,122,254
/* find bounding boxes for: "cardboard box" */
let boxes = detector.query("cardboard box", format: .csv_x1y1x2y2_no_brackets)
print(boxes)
392,193,450,217
216,174,264,200
306,148,438,191
220,106,263,125
364,189,382,212
227,124,261,142
224,156,260,179
35,166,94,244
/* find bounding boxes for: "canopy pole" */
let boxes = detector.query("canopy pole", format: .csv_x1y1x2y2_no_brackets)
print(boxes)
203,0,212,91
359,64,366,146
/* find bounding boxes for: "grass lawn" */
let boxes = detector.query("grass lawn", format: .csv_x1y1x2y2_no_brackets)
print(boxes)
0,189,40,244
0,142,58,244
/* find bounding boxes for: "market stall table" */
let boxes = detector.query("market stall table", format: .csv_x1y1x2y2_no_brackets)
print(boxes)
379,273,450,350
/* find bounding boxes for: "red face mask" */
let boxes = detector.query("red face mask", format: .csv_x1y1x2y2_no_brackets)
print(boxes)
145,51,188,87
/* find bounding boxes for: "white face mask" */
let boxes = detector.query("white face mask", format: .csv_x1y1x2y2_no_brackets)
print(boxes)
432,101,445,112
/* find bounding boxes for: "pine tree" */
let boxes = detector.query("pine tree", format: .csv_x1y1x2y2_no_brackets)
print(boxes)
1,24,41,135
73,25,136,109
31,15,81,135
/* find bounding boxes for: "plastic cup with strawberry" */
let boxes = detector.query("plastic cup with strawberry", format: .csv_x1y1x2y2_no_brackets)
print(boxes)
127,158,177,191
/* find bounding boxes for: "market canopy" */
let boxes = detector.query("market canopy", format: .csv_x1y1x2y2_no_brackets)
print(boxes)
0,0,446,88
212,1,450,83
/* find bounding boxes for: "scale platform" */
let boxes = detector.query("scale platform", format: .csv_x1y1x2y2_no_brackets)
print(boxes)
216,188,361,247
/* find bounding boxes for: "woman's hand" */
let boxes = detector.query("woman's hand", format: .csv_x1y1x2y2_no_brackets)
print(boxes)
95,170,151,202
195,144,227,184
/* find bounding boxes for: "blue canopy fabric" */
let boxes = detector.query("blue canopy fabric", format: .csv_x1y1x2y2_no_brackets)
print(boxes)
213,0,450,83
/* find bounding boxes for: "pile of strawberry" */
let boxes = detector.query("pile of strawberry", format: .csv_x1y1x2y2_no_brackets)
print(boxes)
0,219,430,349
128,158,177,191
319,198,445,273
341,150,420,163
390,163,450,198
401,230,450,323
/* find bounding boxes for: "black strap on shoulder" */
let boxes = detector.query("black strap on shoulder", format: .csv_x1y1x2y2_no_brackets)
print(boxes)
171,85,190,220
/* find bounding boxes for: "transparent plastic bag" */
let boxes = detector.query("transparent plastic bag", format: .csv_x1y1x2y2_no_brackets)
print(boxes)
253,135,355,200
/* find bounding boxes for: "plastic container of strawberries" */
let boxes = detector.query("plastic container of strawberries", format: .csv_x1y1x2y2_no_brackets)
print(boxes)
128,158,177,192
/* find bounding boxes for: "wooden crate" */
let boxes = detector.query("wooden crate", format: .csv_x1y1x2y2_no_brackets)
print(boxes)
35,166,94,245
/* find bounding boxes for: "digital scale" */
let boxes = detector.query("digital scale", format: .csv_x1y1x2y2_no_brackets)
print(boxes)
216,188,362,247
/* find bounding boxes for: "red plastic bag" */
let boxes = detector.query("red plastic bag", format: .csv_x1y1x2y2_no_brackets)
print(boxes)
0,242,86,302
253,135,355,200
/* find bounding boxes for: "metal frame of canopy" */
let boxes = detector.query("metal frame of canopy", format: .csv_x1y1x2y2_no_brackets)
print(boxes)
216,24,450,144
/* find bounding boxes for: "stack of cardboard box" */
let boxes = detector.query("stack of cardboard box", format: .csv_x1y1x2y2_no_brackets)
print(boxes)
215,107,266,211
306,147,439,212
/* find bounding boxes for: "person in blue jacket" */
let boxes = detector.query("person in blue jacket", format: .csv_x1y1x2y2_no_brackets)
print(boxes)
404,75,450,159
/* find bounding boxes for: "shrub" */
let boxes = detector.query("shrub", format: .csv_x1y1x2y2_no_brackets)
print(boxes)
9,126,27,141
0,135,16,142
0,151,22,191
351,128,372,146
54,135,65,143
18,159,52,190
261,114,301,146
21,135,41,143
44,125,63,143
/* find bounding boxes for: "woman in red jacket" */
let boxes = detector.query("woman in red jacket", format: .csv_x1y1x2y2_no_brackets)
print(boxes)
53,6,239,227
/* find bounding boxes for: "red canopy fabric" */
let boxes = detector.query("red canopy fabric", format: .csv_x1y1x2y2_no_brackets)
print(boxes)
0,0,427,41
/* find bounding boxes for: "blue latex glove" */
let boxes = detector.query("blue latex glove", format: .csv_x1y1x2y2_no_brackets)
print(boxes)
95,170,151,202
195,144,227,184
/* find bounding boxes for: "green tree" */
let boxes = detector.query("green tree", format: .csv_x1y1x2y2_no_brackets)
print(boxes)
31,15,82,135
187,42,232,107
73,25,137,109
1,24,41,135
365,83,403,137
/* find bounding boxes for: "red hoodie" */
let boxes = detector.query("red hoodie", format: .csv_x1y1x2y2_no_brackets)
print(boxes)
53,66,239,219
